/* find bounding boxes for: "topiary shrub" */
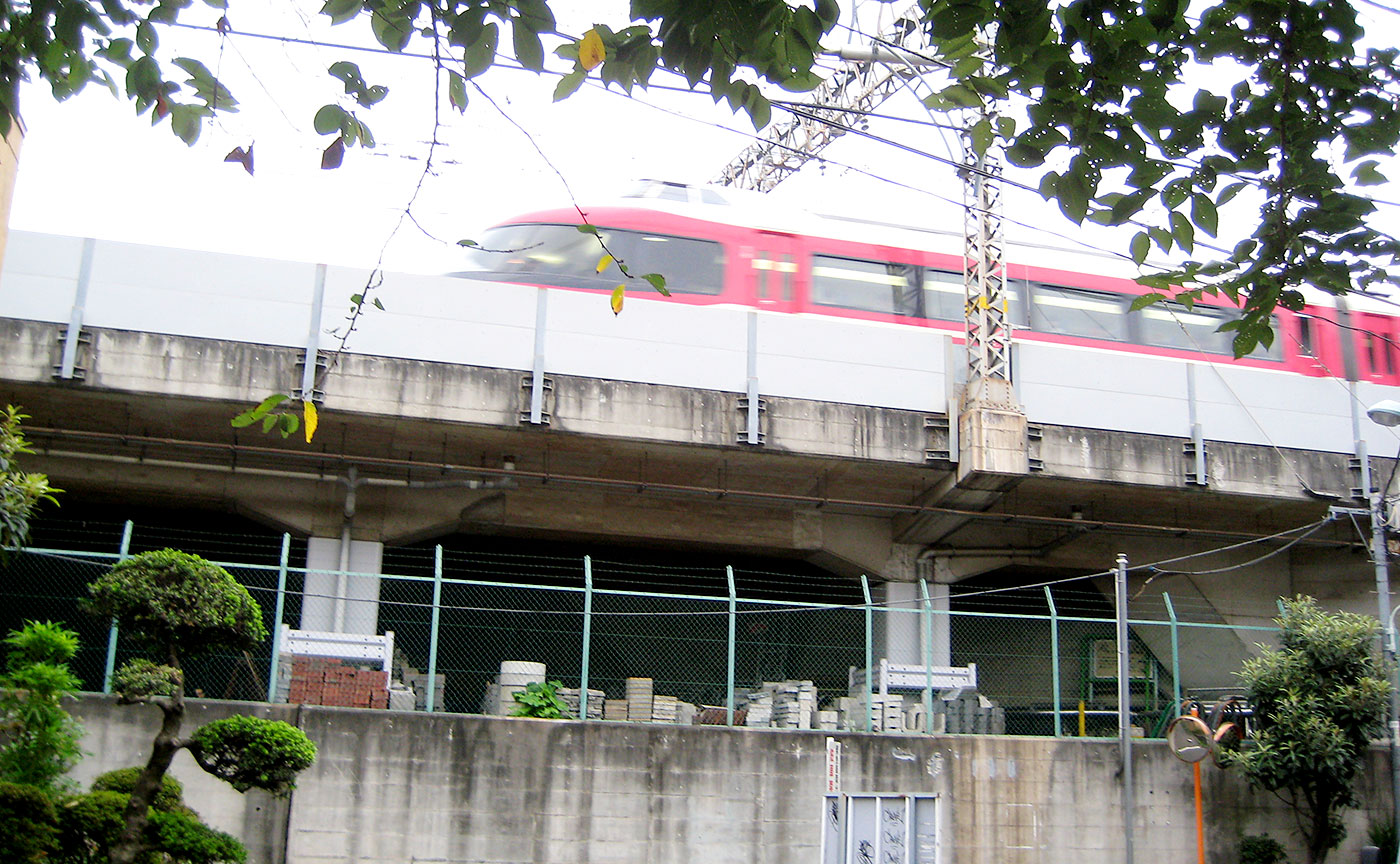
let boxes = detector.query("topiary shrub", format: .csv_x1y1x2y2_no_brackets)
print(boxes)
57,790,130,864
91,767,187,814
85,549,267,657
83,549,314,864
58,773,246,864
0,780,59,863
147,808,246,864
189,715,317,796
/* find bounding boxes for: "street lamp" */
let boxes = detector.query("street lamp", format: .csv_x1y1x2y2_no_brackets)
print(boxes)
1364,400,1400,864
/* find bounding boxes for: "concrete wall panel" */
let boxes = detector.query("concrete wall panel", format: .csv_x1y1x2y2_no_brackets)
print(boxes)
65,694,1391,864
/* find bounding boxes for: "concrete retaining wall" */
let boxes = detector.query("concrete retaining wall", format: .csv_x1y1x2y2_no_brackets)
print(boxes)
69,694,1391,864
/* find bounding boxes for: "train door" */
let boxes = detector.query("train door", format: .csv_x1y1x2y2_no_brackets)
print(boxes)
746,232,801,313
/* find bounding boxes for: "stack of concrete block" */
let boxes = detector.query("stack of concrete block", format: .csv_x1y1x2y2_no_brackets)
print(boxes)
626,678,653,722
931,692,1006,734
287,657,388,709
816,709,840,730
603,698,629,721
557,687,605,720
741,690,773,727
769,681,818,729
399,668,446,712
837,694,906,732
651,694,679,723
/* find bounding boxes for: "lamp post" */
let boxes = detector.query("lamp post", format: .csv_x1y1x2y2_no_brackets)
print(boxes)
1364,400,1400,860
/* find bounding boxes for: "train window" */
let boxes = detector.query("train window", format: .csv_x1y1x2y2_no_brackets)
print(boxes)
812,255,920,316
457,224,724,295
922,268,963,321
1297,317,1315,356
1136,303,1233,355
627,233,725,295
1029,284,1128,341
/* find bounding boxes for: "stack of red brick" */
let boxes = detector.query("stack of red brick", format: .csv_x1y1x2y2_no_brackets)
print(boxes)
288,657,389,709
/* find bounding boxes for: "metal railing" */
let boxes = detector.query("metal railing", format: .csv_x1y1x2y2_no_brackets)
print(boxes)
2,521,1279,737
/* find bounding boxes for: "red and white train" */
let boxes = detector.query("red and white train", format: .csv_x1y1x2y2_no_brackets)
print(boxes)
456,182,1397,387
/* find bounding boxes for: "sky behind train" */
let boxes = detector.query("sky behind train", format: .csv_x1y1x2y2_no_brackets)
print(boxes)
8,1,1400,283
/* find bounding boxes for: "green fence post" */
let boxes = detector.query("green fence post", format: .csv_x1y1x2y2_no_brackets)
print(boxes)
862,574,873,734
1164,592,1181,712
726,565,736,727
425,545,443,713
919,578,933,735
1044,586,1061,738
581,556,593,721
265,533,290,703
102,520,133,694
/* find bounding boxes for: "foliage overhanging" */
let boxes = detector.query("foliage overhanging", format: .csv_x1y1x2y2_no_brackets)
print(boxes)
0,0,1395,357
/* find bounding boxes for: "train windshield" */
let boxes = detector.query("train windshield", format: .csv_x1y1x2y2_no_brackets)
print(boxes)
459,223,725,295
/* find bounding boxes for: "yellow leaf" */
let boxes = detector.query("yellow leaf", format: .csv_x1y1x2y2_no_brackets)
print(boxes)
303,401,319,443
595,253,614,274
610,284,625,315
580,28,605,71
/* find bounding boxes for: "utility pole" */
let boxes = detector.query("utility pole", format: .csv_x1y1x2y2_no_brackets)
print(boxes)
715,11,1029,482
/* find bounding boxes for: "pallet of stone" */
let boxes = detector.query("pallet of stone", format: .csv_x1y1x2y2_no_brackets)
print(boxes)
557,687,605,720
402,670,446,711
625,677,653,722
603,698,629,721
651,695,679,723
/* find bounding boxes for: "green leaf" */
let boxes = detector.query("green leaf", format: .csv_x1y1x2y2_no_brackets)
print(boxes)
553,68,585,102
169,104,202,145
448,71,468,112
328,61,362,86
642,273,669,297
1169,211,1195,253
1129,292,1164,312
1130,232,1151,265
261,414,277,433
512,19,545,71
320,0,363,26
313,104,346,135
372,298,385,310
462,22,499,79
1189,193,1218,237
279,413,300,438
576,223,600,237
1352,160,1387,186
370,9,414,52
136,20,158,55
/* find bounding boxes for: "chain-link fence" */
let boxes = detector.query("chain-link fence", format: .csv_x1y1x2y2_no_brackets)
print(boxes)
0,523,1282,738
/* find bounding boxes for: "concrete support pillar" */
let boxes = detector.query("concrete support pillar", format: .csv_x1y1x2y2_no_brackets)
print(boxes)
302,537,384,635
873,545,922,665
926,580,952,667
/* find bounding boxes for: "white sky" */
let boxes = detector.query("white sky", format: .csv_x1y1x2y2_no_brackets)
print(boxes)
7,0,1399,280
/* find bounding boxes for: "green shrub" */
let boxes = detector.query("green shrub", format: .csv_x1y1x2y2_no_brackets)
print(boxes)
0,780,59,862
511,680,567,719
91,767,187,813
1240,833,1287,864
148,808,247,864
189,715,317,796
1370,819,1397,864
57,790,129,864
85,549,267,656
0,620,83,791
57,788,246,864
